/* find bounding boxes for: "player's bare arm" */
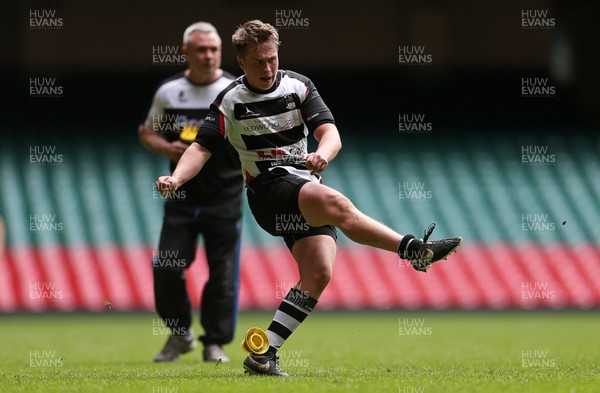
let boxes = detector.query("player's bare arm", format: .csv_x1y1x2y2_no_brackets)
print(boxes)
303,123,342,174
156,142,212,196
138,125,189,162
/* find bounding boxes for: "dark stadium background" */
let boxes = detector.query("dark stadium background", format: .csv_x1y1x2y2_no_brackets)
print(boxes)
4,1,598,135
1,0,599,312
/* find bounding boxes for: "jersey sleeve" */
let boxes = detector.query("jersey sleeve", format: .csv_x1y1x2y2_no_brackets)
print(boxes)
287,71,335,132
194,101,225,153
302,87,335,132
142,86,167,130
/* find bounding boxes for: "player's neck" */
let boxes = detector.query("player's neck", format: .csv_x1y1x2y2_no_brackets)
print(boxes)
185,68,223,85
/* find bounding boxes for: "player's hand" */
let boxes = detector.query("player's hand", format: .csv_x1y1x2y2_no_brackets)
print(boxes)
156,176,181,197
302,153,328,175
165,141,189,162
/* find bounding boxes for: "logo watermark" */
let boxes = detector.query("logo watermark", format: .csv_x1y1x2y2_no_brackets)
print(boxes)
275,10,310,29
521,349,556,368
151,114,201,142
399,113,432,134
278,349,309,367
521,282,556,301
153,182,187,202
30,282,63,301
521,10,555,30
151,387,179,393
152,318,188,336
30,214,63,233
152,45,186,66
152,250,187,269
398,253,431,270
29,9,63,29
399,182,432,200
151,113,183,134
29,350,64,367
29,77,63,98
275,282,309,301
398,318,432,336
521,145,556,165
275,214,309,234
29,145,63,165
399,387,425,393
521,213,556,231
398,45,432,66
521,77,556,98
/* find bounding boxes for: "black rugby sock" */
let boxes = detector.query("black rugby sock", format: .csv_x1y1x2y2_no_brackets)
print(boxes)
398,234,422,259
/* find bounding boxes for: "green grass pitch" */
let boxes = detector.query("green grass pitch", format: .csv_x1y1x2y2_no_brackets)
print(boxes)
0,310,598,392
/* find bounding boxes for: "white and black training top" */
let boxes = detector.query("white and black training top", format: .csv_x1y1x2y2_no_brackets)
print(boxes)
142,71,243,206
195,70,335,184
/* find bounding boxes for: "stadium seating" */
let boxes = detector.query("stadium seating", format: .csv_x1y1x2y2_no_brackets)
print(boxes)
1,131,599,311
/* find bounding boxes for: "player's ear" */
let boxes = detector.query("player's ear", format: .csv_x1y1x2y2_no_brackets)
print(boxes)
181,44,189,56
237,56,245,71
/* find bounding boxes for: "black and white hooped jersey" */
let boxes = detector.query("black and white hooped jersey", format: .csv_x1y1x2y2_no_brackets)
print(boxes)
143,71,243,206
195,70,335,183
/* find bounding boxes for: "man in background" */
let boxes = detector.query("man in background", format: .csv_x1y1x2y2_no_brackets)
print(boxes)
139,21,243,363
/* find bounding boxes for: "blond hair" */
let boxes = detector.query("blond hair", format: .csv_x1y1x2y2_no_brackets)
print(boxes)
231,20,280,56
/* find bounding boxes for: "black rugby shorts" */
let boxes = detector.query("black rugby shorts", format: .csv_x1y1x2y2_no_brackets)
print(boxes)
246,167,337,250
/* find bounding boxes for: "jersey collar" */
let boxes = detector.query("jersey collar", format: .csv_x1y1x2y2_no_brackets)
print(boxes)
242,70,282,94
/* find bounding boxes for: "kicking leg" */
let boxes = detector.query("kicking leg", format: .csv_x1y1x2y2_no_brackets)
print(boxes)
298,182,401,252
297,182,462,270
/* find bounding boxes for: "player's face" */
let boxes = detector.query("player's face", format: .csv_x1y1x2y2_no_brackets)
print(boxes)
237,42,279,91
182,31,222,78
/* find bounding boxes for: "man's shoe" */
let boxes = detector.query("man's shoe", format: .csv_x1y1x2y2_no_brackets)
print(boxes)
243,352,289,377
399,223,463,272
153,329,197,362
203,344,230,363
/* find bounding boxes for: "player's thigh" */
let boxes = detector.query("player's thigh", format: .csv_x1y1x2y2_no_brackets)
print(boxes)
297,182,354,227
